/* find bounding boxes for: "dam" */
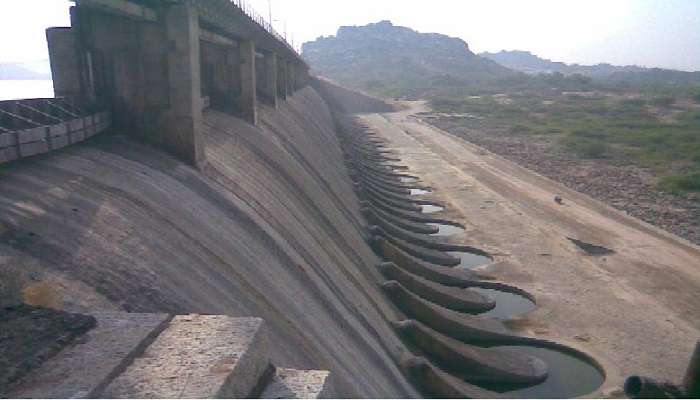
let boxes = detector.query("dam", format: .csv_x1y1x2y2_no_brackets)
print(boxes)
1,1,700,399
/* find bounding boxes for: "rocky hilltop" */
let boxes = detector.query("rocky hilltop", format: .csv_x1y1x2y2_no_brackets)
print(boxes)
302,21,513,96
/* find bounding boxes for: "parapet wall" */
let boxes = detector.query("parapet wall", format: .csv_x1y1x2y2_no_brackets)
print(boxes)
0,98,110,165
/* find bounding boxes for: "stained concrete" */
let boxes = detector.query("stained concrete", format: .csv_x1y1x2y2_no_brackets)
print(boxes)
261,368,335,399
9,313,171,398
103,315,269,399
0,87,418,398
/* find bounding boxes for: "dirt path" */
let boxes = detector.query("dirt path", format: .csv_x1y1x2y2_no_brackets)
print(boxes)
359,102,700,397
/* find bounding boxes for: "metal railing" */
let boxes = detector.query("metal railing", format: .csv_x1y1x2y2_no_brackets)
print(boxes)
229,0,299,56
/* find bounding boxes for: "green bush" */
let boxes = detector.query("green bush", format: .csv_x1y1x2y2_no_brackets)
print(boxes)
508,124,533,135
651,96,675,107
563,137,608,158
660,172,700,193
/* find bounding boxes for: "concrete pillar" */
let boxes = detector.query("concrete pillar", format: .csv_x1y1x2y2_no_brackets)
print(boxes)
277,60,288,100
296,65,307,90
262,52,278,108
236,40,257,125
286,61,295,96
163,2,205,165
46,27,82,98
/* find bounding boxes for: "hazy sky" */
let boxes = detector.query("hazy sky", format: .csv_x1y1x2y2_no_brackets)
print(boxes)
1,0,698,71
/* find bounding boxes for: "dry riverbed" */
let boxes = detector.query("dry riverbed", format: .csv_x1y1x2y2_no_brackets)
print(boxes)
428,117,700,246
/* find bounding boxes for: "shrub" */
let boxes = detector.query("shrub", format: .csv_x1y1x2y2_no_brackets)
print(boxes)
508,124,533,135
660,172,700,193
651,96,675,107
563,137,608,158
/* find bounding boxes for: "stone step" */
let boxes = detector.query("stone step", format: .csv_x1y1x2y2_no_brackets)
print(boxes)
260,368,335,399
9,313,172,399
103,314,271,399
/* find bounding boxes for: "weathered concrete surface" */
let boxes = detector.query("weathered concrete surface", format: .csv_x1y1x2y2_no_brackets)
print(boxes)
0,87,418,397
261,368,335,399
311,78,394,115
360,102,700,397
10,313,170,399
103,315,269,399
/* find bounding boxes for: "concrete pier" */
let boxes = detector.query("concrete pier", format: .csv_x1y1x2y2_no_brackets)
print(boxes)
236,40,257,125
47,0,309,166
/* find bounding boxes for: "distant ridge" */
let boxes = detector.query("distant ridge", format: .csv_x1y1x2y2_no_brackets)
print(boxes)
0,61,51,80
480,50,700,84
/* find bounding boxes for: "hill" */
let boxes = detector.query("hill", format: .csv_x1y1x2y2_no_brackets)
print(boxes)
302,21,514,97
480,50,700,85
0,62,51,80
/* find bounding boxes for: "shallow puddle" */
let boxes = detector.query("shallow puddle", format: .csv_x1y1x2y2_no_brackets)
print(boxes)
409,188,432,195
469,288,535,320
488,346,604,398
447,251,491,269
420,204,444,214
427,223,465,237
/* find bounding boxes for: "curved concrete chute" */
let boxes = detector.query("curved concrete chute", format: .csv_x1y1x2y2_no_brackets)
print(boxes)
394,320,548,386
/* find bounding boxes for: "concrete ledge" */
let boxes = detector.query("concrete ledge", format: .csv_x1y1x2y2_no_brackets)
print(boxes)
394,320,547,385
377,262,494,313
10,313,172,399
0,147,19,163
363,207,438,235
370,229,460,267
399,355,498,399
373,239,476,285
103,315,270,399
17,127,47,144
19,141,49,157
382,281,516,344
261,368,335,399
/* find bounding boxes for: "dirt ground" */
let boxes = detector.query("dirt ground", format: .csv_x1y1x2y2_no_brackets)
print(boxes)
428,118,700,246
359,102,700,397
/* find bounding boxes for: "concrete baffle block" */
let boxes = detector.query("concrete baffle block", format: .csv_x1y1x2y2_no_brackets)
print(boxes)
277,60,288,100
286,61,295,96
262,52,278,109
236,40,258,125
9,313,172,399
163,1,205,166
103,315,271,399
261,368,335,399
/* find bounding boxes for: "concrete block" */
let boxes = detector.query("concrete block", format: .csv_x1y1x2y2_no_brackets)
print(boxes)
0,132,16,148
50,134,70,150
0,146,19,163
85,124,98,138
9,313,172,399
17,127,47,144
70,129,86,144
103,315,270,399
261,368,335,399
68,118,85,132
19,141,49,157
48,122,69,138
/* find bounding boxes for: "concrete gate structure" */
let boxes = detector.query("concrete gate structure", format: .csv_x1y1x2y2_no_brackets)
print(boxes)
46,0,310,166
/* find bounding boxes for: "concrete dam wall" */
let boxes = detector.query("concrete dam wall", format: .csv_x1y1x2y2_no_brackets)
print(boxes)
0,87,418,397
